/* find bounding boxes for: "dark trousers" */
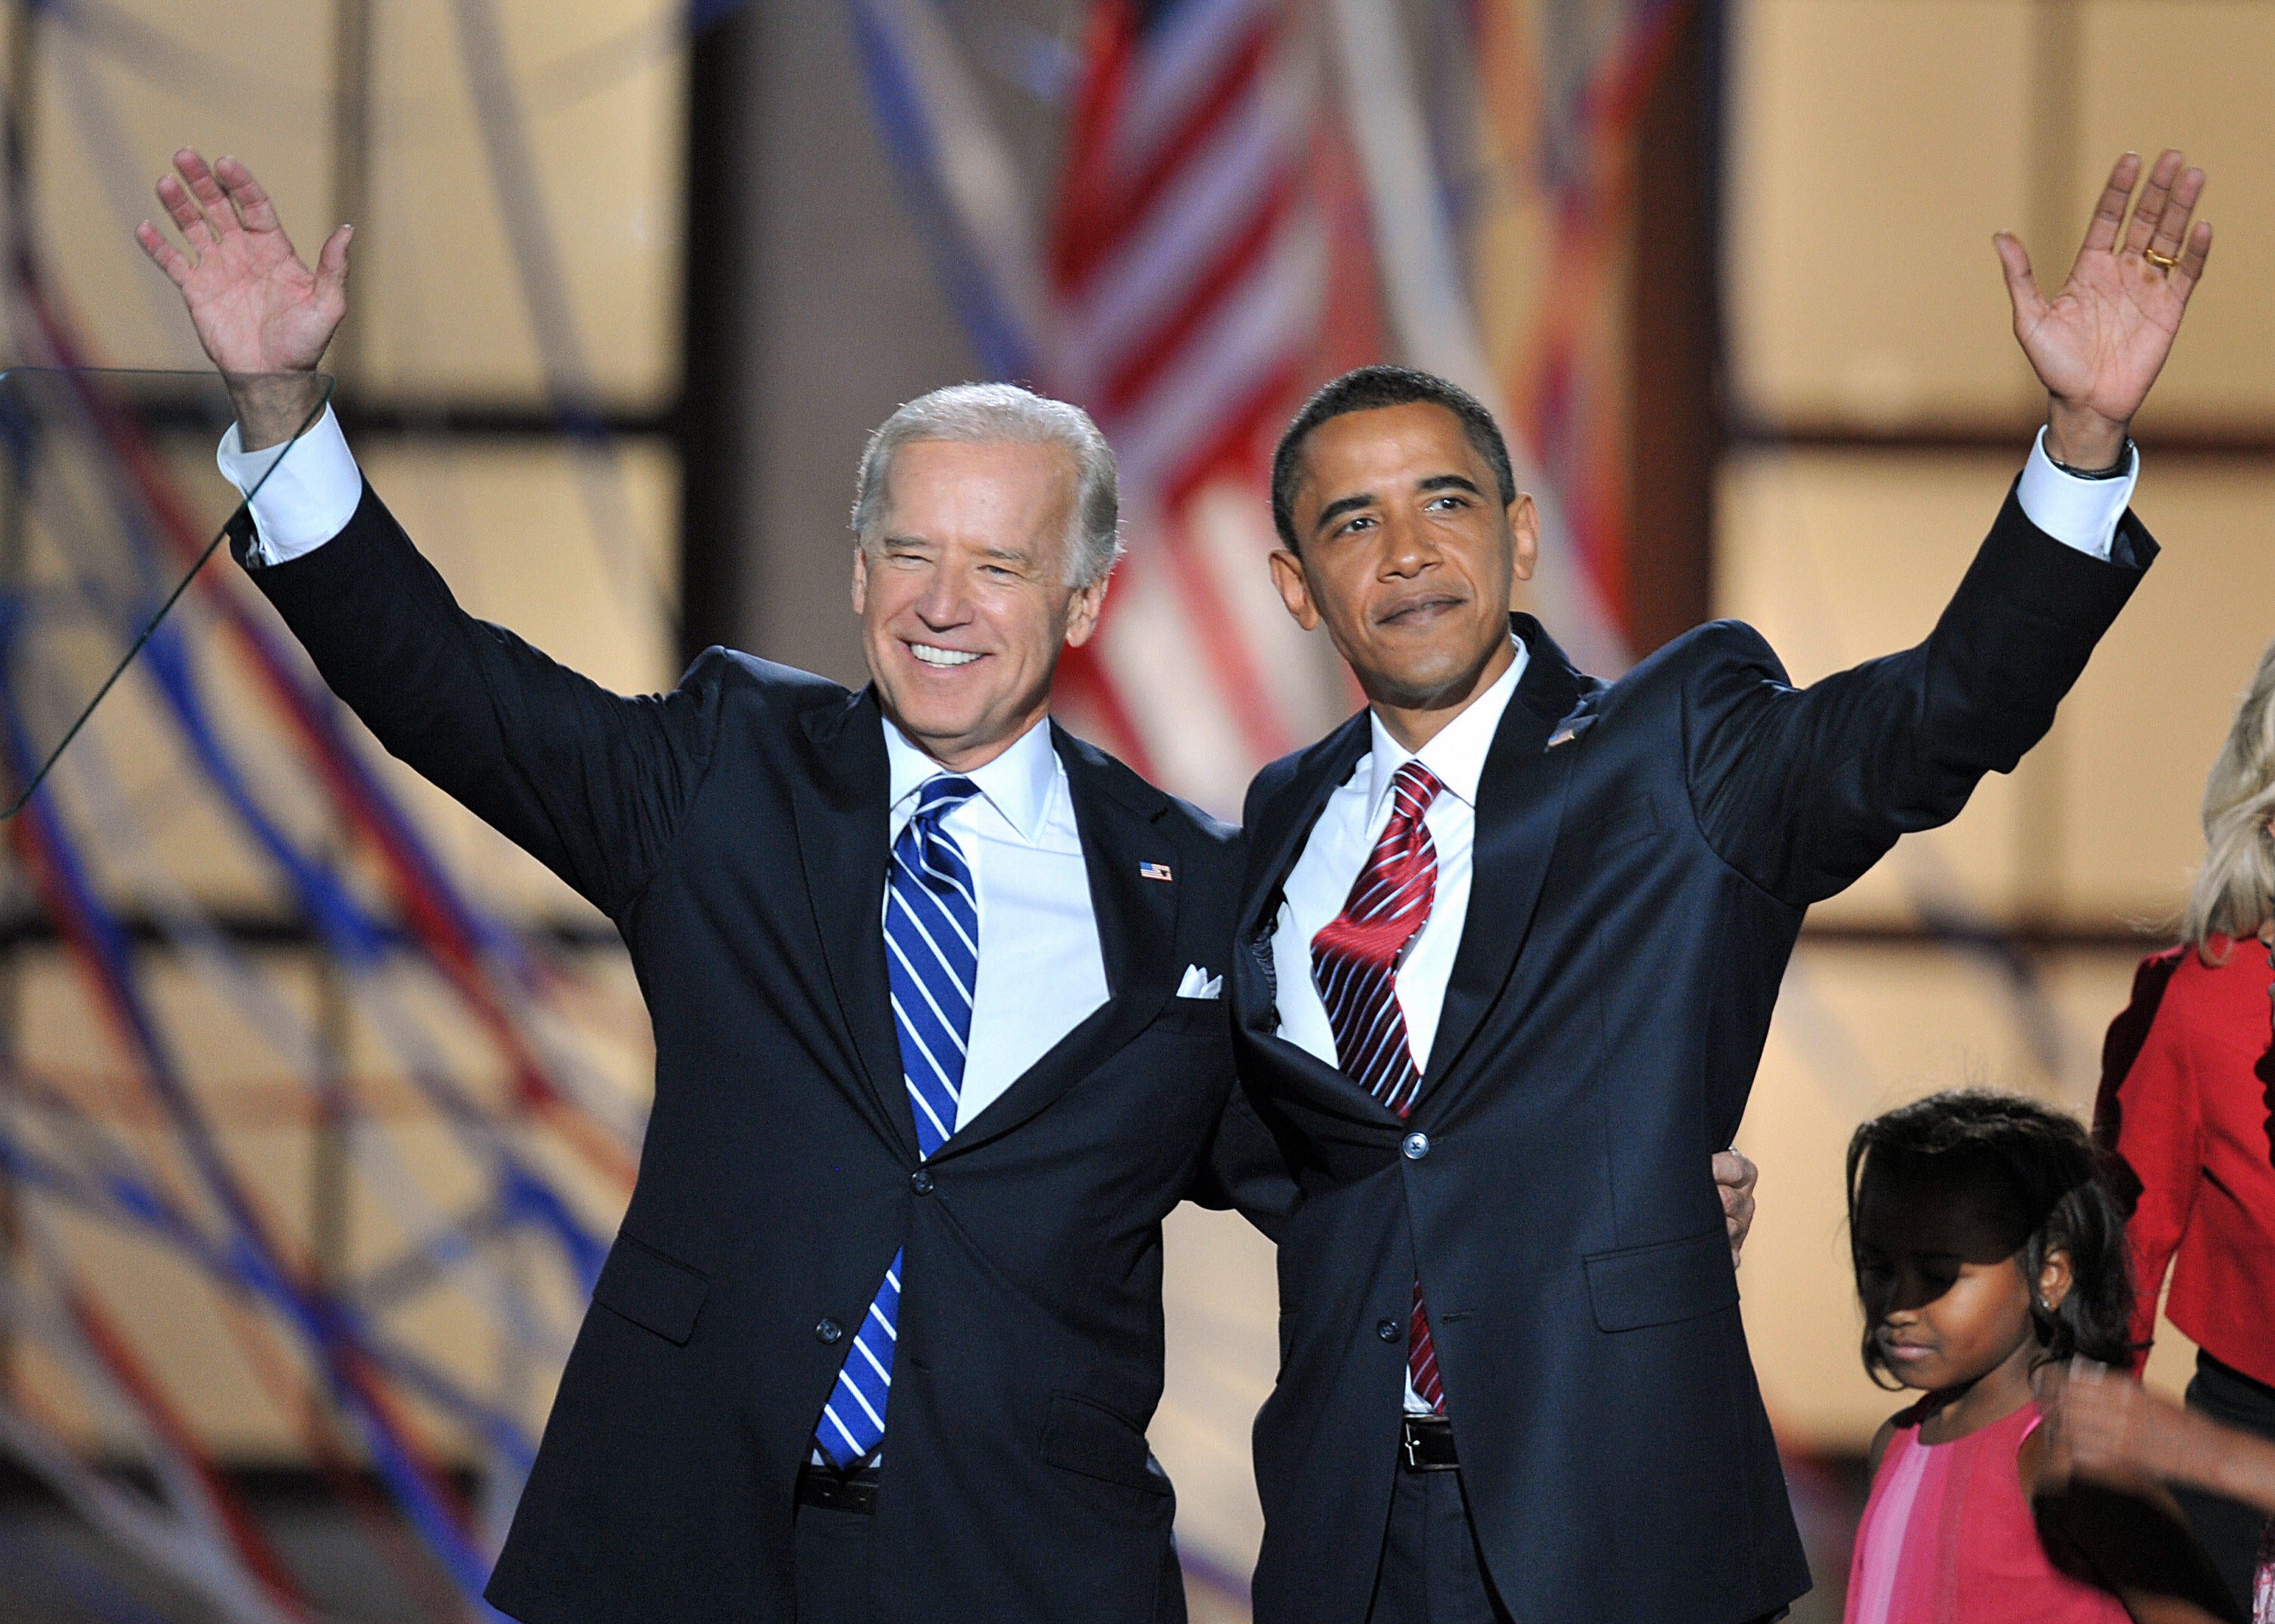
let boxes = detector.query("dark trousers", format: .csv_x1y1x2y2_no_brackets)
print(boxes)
1363,1463,1793,1624
793,1494,1191,1622
2174,1350,2275,1615
1365,1469,1514,1624
794,1500,874,1624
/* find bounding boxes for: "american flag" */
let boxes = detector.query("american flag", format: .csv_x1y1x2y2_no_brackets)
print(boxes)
846,0,1645,813
1042,0,1363,810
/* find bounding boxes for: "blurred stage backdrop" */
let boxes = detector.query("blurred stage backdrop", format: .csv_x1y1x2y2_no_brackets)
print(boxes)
0,0,2270,1619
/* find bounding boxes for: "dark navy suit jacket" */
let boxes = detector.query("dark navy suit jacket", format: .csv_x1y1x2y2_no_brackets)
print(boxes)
1227,489,2156,1624
237,486,1247,1623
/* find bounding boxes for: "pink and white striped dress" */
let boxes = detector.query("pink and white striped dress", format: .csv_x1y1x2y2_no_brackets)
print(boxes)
1845,1402,2131,1624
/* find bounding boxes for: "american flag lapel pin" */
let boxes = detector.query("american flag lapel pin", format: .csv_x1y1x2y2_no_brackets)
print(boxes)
1139,861,1174,883
1547,710,1598,751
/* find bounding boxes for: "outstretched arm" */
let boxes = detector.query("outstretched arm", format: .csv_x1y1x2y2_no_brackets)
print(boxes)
136,150,719,915
2040,1360,2275,1518
1692,152,2210,906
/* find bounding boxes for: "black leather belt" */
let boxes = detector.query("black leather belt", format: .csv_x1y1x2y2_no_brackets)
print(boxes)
796,1462,882,1514
1399,1414,1459,1472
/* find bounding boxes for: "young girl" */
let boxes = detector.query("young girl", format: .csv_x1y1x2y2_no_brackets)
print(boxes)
1844,1089,2242,1623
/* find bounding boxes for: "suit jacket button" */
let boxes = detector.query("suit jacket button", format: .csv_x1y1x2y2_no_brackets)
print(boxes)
1402,1131,1430,1160
1376,1318,1402,1343
910,1168,934,1195
815,1318,845,1345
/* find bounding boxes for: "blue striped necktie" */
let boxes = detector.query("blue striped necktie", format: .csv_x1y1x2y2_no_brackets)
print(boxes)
815,774,980,1469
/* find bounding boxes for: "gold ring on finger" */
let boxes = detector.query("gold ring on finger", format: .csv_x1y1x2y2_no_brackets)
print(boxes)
2144,246,2180,271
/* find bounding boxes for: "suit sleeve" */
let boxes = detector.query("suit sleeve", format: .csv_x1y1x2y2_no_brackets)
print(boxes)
1684,484,2154,907
235,481,723,917
2096,960,2206,1372
1189,1086,1301,1241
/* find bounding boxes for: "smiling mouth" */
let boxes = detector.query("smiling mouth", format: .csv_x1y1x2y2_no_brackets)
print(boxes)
1376,594,1464,626
908,642,983,669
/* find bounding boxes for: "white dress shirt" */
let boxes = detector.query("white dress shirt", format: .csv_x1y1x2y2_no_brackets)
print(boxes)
213,410,1110,1131
882,716,1108,1130
1265,442,2137,1412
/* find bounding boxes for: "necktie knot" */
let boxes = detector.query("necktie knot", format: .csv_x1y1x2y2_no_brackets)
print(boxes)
1389,760,1443,826
914,773,979,823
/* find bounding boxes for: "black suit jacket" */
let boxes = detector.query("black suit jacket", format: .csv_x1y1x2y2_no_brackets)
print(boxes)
237,486,1245,1622
1227,491,2155,1624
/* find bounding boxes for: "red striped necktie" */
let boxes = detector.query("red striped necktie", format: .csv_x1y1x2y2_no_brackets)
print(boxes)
1310,759,1446,1412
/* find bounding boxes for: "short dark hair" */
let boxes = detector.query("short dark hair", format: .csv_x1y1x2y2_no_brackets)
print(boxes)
1269,365,1517,553
1845,1089,2138,1389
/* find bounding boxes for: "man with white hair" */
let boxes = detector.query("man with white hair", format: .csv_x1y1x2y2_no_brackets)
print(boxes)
138,149,1255,1623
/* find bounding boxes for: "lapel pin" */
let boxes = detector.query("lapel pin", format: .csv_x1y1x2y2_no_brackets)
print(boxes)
1547,711,1598,751
1139,861,1174,882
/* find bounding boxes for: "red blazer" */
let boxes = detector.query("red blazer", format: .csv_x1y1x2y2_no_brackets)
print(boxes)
2095,938,2275,1387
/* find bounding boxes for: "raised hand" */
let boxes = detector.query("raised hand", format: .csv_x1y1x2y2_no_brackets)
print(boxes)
135,150,349,446
1995,149,2212,470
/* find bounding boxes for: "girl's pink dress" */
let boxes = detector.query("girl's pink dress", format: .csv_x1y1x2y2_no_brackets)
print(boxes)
1844,1402,2130,1624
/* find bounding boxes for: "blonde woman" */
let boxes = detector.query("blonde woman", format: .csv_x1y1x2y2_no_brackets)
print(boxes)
2095,634,2275,1613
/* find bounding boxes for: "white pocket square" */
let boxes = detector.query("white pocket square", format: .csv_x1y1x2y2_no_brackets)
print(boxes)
1176,964,1222,1000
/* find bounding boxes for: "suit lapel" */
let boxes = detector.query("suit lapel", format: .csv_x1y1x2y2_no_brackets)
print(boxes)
1230,711,1404,1123
1238,710,1356,1051
937,725,1181,1158
1235,711,1371,971
1417,616,1593,1101
789,688,920,1161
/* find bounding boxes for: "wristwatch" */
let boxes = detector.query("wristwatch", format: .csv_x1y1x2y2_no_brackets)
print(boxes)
2049,437,2135,479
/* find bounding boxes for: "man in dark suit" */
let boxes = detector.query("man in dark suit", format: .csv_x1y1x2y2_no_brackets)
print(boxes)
1229,149,2213,1624
137,149,1246,1623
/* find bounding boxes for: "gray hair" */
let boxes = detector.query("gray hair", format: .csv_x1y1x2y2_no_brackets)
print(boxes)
2186,632,2275,961
850,382,1122,588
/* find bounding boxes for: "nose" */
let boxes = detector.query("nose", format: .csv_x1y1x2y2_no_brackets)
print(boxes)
912,563,974,629
1378,509,1441,579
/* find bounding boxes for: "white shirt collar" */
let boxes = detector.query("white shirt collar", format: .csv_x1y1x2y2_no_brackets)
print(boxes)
883,712,1059,845
1363,636,1530,820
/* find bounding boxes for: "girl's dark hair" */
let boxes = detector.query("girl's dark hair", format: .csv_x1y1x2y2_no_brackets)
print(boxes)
1846,1089,2136,1387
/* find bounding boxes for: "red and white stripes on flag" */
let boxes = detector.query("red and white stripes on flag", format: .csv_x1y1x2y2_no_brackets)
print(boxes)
1045,0,1355,812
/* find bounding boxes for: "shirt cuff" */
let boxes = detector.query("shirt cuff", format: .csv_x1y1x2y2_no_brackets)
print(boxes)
215,404,364,566
2014,425,2137,563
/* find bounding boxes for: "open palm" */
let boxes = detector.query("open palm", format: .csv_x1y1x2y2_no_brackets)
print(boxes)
134,150,350,378
1997,149,2211,444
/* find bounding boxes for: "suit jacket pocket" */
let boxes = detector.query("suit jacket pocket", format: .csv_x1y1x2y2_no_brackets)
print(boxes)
1583,1228,1737,1332
1040,1393,1172,1496
1156,995,1227,1035
592,1233,711,1346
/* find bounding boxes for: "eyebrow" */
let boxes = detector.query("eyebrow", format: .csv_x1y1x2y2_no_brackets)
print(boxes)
1312,491,1375,536
1311,472,1486,538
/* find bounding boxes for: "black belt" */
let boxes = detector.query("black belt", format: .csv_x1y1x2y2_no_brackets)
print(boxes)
1399,1414,1459,1472
796,1461,882,1514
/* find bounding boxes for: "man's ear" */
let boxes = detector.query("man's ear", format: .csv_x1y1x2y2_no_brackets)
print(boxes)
1269,547,1320,630
850,546,869,616
1062,572,1111,649
1508,492,1540,586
